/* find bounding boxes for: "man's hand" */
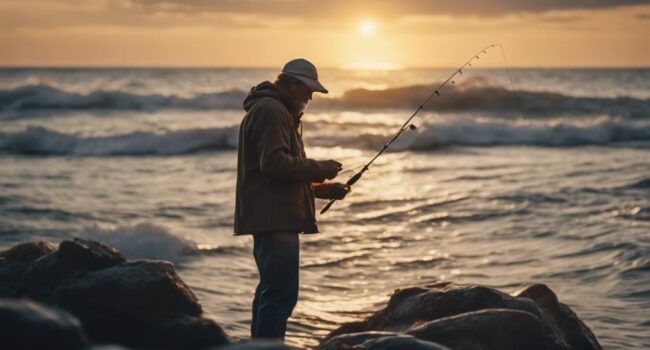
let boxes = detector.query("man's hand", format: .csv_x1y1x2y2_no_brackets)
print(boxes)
314,182,351,200
316,160,343,180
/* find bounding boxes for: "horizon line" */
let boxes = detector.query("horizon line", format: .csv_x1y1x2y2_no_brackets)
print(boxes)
0,65,648,70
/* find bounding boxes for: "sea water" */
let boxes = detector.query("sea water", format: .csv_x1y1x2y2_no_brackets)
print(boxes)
0,67,648,349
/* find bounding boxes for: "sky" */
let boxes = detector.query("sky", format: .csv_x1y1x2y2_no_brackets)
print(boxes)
1,0,649,68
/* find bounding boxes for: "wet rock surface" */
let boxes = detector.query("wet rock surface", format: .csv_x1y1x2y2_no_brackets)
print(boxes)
0,298,88,350
214,340,300,349
320,282,601,350
354,335,451,350
318,332,451,350
0,239,228,349
0,241,55,264
0,241,56,296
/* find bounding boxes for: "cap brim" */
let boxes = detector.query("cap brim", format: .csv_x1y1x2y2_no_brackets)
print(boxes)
285,73,328,94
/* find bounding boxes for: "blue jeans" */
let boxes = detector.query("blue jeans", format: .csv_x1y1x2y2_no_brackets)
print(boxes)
251,231,300,340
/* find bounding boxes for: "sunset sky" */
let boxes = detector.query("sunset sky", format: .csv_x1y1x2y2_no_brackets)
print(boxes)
1,0,649,68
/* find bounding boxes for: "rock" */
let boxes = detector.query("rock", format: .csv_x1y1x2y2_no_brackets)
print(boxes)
19,238,126,300
51,260,227,348
324,282,542,338
0,241,55,264
321,283,601,350
0,298,89,350
357,335,451,350
0,260,30,297
320,332,450,350
155,315,229,349
215,340,300,349
52,260,201,321
0,239,229,349
319,331,402,350
58,238,127,269
0,241,56,297
513,284,601,350
407,309,569,350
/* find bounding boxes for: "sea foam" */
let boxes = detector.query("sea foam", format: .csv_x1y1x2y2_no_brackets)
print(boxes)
81,223,198,262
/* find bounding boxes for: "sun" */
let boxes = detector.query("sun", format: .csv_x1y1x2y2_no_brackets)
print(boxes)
358,20,376,37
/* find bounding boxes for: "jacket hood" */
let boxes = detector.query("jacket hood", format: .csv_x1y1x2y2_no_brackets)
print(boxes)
243,81,300,118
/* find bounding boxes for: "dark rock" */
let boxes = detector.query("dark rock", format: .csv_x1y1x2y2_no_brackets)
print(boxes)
156,315,229,349
407,309,569,350
0,261,30,297
51,260,227,348
325,282,542,338
0,239,229,349
0,298,89,350
52,260,201,320
513,284,601,350
0,242,56,297
215,340,300,349
319,331,402,350
320,332,450,350
357,335,451,350
58,238,127,270
0,241,55,264
19,238,126,300
321,283,601,350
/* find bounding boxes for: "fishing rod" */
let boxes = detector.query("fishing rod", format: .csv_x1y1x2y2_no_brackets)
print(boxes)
321,43,515,214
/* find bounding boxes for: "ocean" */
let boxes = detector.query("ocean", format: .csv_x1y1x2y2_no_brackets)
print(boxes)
0,67,648,349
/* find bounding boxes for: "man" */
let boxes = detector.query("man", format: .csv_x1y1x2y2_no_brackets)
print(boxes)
234,58,350,340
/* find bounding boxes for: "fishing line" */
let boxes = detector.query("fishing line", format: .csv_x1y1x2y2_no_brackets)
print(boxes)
337,163,367,176
411,44,524,129
321,44,521,214
496,44,526,122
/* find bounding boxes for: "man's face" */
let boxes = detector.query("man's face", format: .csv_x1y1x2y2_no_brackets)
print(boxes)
287,81,313,114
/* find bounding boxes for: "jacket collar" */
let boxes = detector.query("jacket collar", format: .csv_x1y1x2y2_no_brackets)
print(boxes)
243,81,302,128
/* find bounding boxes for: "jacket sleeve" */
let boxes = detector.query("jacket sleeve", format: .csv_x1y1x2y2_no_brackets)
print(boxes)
251,105,325,182
312,182,330,199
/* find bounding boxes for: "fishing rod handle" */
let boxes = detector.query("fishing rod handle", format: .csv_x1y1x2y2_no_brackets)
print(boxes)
346,171,364,186
320,199,336,214
322,169,365,214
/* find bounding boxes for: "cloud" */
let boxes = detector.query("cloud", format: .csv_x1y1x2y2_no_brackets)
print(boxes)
2,0,646,34
537,14,584,23
132,0,650,17
0,0,290,32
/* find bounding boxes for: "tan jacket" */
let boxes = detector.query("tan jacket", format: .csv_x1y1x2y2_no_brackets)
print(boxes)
234,82,326,235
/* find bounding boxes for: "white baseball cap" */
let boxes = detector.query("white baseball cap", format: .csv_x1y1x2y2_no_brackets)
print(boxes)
281,58,328,94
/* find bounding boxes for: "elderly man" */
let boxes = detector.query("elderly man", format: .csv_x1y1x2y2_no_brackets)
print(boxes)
235,58,350,340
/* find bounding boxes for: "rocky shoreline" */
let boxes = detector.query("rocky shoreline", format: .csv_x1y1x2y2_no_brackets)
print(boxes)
0,239,602,350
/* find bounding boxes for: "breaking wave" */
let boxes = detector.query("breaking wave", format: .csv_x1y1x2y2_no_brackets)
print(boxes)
398,117,650,149
0,125,238,155
81,223,198,262
306,117,650,150
0,84,245,112
80,223,246,262
1,116,648,156
316,78,649,118
2,78,648,117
